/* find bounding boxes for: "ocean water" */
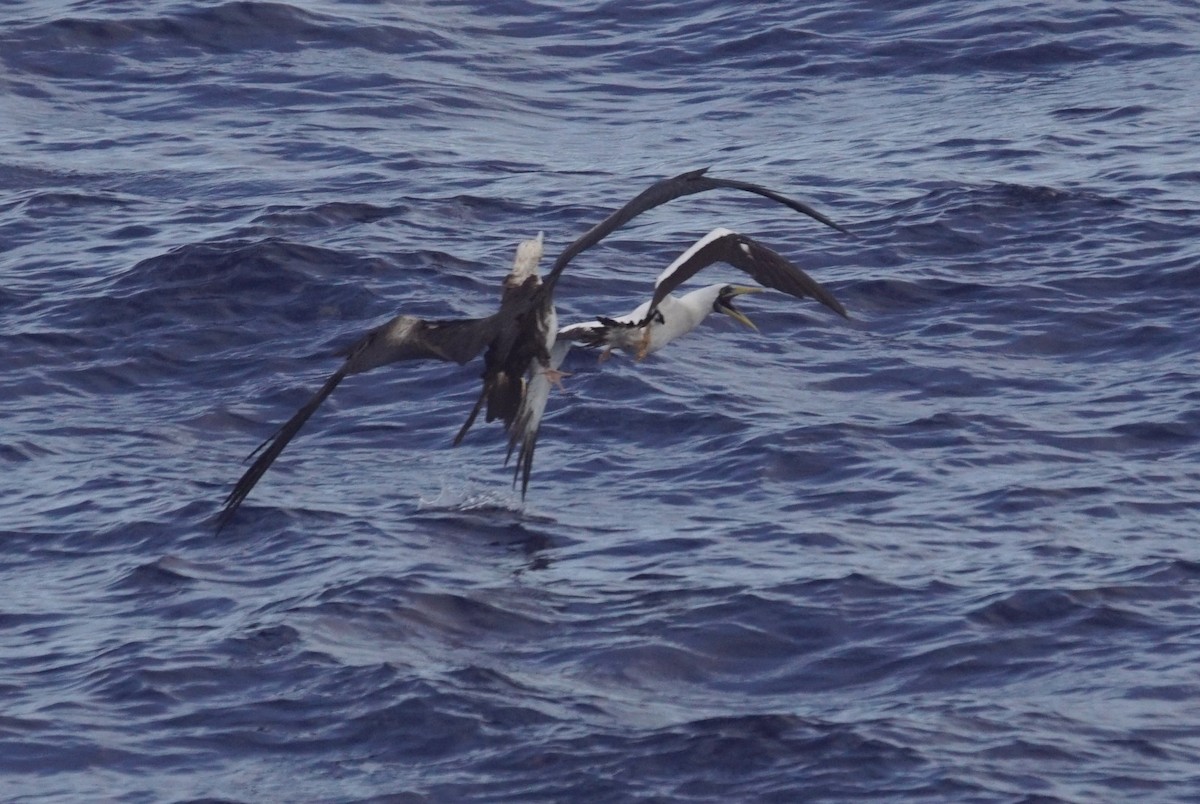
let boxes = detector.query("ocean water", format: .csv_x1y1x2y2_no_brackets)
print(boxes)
3,1,1200,801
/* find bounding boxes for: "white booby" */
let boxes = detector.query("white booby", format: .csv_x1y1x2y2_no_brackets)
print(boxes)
218,169,849,528
564,226,847,360
503,227,848,497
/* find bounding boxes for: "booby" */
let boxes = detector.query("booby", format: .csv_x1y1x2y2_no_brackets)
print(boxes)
565,282,763,359
503,227,849,497
563,226,847,360
216,233,548,531
217,169,848,528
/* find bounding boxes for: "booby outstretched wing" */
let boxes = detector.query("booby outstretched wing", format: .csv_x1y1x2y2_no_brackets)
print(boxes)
219,234,549,530
539,168,849,296
217,313,505,531
647,226,848,320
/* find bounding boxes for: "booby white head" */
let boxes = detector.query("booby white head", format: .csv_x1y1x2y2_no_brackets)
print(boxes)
504,231,545,288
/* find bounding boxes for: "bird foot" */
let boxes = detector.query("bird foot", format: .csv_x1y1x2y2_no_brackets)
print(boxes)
542,367,571,391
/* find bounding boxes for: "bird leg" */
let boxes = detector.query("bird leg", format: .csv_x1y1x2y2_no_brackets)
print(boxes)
633,309,662,361
634,326,653,361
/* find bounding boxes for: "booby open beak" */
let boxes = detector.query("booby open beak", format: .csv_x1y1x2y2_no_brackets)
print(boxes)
716,285,765,331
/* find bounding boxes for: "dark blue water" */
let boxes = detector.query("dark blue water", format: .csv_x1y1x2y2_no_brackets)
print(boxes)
3,1,1200,800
